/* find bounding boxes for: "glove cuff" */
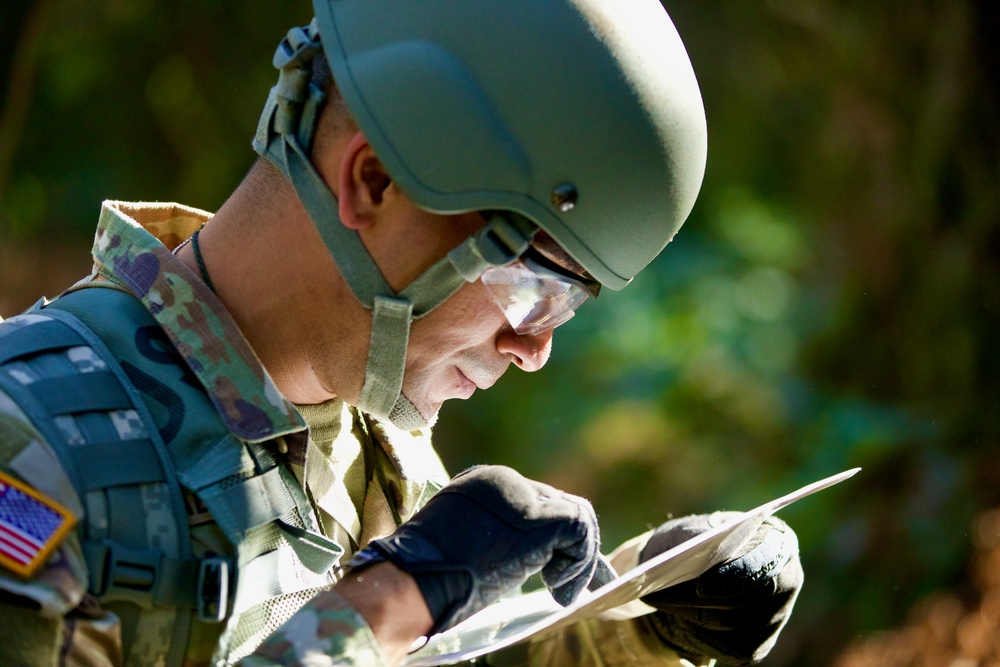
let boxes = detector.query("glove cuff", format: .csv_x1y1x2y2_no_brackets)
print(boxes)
348,540,476,635
345,544,389,572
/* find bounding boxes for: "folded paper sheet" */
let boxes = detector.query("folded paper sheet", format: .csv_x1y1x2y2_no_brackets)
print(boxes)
403,468,861,666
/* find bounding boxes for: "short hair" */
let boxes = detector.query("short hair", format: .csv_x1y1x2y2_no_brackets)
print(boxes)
310,53,357,150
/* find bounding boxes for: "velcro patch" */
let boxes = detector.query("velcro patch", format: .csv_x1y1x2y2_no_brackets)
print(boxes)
0,470,76,578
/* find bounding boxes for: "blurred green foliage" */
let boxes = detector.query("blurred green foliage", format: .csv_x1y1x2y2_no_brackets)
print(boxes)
1,1,998,665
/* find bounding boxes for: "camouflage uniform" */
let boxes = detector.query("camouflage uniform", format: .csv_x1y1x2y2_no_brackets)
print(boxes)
0,201,688,666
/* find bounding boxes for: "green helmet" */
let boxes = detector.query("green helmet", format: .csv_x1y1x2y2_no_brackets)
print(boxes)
254,0,707,429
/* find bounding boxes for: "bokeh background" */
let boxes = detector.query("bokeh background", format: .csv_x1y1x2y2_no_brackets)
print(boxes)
2,2,998,665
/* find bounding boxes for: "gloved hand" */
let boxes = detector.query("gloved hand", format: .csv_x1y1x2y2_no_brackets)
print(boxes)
347,465,601,634
638,512,803,666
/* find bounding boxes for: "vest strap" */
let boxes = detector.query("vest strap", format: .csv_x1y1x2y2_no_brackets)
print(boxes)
32,371,132,415
70,439,165,490
83,540,232,623
198,466,298,544
0,318,86,365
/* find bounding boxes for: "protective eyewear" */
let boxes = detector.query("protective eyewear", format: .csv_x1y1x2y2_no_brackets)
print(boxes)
480,246,600,336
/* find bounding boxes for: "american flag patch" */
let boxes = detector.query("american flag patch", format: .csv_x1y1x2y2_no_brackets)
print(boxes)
0,470,76,577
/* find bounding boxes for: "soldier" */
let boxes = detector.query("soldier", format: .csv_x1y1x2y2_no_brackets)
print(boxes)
0,1,802,666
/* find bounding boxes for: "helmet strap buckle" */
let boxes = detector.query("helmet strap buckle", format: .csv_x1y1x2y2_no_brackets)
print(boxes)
271,19,326,146
272,19,323,70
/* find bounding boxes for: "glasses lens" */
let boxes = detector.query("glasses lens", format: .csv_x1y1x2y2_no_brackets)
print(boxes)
481,262,591,336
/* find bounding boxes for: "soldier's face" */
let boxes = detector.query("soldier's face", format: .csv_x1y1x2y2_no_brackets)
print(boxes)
374,205,555,422
403,270,555,421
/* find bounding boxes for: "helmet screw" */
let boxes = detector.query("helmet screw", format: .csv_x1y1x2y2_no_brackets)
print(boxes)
551,183,578,212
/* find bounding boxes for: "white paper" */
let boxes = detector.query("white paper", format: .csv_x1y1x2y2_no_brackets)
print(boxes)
402,467,860,666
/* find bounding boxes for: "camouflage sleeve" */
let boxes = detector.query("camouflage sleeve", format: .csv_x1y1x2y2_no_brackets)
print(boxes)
239,588,387,666
0,386,123,666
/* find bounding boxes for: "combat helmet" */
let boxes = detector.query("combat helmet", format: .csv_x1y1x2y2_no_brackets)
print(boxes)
254,0,708,430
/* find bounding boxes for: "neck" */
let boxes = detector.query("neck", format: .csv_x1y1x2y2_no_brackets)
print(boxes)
176,161,371,406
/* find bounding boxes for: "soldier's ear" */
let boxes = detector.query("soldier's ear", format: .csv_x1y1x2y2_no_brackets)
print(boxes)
338,131,392,231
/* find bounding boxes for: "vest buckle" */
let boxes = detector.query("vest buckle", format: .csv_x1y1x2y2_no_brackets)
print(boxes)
85,540,162,608
197,557,230,623
85,539,233,622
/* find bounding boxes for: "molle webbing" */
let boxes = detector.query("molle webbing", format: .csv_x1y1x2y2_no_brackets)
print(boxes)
0,288,344,666
0,307,198,667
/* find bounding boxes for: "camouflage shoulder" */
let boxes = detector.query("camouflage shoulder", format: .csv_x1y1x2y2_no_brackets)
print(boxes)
240,588,385,666
0,385,89,616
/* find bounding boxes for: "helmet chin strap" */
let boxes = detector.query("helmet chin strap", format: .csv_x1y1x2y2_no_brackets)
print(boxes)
253,22,536,430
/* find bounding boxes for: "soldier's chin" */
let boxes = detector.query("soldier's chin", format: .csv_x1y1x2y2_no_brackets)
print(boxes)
414,399,440,428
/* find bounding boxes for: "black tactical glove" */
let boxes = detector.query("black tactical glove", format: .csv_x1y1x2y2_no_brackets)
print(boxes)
347,465,601,634
638,512,803,666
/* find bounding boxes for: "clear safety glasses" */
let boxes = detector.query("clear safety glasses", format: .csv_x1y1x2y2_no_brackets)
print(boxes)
480,246,600,336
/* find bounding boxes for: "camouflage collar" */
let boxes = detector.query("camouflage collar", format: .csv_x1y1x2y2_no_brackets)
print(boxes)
88,201,306,442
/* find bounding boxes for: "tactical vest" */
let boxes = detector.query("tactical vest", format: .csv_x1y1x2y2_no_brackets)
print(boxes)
0,286,344,666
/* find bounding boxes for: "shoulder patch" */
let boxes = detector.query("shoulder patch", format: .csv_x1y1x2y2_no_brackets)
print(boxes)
0,470,76,578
